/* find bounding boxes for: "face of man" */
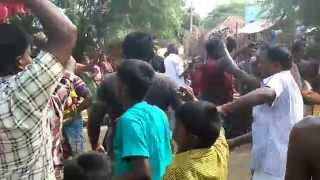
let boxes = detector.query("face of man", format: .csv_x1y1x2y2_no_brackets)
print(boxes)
255,49,281,79
115,76,128,106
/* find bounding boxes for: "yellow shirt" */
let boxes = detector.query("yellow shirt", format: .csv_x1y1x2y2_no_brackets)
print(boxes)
63,89,78,120
164,132,229,180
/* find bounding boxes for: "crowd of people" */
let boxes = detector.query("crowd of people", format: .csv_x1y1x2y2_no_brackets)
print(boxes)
1,0,320,180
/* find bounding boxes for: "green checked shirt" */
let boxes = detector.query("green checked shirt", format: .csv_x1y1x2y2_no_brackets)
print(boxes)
0,51,64,180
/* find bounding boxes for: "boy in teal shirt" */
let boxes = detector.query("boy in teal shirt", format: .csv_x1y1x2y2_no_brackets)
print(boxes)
113,60,172,180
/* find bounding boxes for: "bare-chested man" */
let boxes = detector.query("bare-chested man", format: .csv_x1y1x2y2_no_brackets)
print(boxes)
285,116,320,180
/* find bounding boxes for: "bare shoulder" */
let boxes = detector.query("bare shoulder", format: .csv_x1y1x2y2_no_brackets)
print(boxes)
290,116,320,150
293,116,320,131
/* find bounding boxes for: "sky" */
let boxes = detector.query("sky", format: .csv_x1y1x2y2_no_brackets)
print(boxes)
186,0,247,18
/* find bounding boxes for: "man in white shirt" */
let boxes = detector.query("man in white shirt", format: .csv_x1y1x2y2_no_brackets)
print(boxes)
164,44,186,87
219,45,304,180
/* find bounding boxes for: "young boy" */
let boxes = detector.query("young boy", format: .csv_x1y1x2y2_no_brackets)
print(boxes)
113,60,173,180
164,101,229,180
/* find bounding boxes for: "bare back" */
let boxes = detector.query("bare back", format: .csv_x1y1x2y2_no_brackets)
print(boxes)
285,116,320,180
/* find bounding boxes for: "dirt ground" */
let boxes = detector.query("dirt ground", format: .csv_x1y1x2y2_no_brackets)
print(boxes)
83,127,252,180
229,145,251,180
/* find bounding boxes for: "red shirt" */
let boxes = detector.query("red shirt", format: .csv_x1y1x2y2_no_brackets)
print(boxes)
193,60,234,104
0,2,28,23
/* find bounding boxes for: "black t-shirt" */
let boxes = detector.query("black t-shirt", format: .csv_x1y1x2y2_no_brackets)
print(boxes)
150,56,166,73
96,72,180,120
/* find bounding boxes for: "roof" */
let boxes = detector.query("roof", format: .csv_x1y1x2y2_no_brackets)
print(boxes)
209,16,246,35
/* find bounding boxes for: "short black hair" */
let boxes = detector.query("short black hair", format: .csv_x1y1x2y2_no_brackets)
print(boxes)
263,45,292,70
164,44,178,57
122,32,155,62
150,55,165,73
175,101,222,149
64,152,112,180
292,40,305,53
205,39,225,59
117,59,155,101
226,36,237,53
0,24,30,76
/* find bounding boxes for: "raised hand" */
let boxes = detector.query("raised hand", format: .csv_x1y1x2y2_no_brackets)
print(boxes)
219,42,240,74
177,86,198,102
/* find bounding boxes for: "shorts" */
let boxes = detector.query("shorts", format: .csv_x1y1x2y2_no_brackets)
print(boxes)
63,114,84,156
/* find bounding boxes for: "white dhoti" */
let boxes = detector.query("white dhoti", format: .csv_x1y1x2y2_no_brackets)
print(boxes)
253,171,283,180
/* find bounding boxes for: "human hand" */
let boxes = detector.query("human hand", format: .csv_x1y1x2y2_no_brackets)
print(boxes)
216,104,228,116
302,90,313,96
33,32,47,49
95,144,106,153
177,86,198,102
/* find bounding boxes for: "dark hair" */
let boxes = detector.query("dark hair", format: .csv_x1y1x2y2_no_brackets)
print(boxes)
226,36,237,53
175,101,221,149
117,59,155,101
122,32,155,62
205,39,225,59
263,45,292,70
292,40,305,53
64,152,112,180
0,24,30,76
150,55,165,73
164,44,179,57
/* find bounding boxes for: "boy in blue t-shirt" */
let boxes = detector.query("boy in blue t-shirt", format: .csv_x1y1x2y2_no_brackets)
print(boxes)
113,60,172,180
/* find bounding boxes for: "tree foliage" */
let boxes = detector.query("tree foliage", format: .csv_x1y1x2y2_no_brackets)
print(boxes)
202,3,245,30
263,0,320,27
11,0,185,59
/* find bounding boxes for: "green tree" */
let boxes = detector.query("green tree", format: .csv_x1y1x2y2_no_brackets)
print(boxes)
202,3,245,30
263,0,320,27
181,8,201,31
11,0,185,59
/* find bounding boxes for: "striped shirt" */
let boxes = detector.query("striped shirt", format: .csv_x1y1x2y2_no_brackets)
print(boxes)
0,52,63,179
164,132,229,180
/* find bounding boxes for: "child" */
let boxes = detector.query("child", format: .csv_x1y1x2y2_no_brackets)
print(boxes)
64,152,112,180
164,101,229,180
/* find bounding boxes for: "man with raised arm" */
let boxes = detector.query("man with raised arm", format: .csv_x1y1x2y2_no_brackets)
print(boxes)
219,45,303,180
0,0,77,179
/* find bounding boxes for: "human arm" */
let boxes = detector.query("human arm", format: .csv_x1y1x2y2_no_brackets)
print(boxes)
113,158,152,180
88,100,108,150
75,57,100,75
232,68,261,90
71,74,92,111
25,0,77,64
75,63,92,75
227,132,252,150
77,95,91,112
88,75,119,150
302,90,320,105
220,43,260,89
219,87,276,115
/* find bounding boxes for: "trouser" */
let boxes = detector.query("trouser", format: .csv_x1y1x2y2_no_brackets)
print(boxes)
63,114,84,157
252,171,283,180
